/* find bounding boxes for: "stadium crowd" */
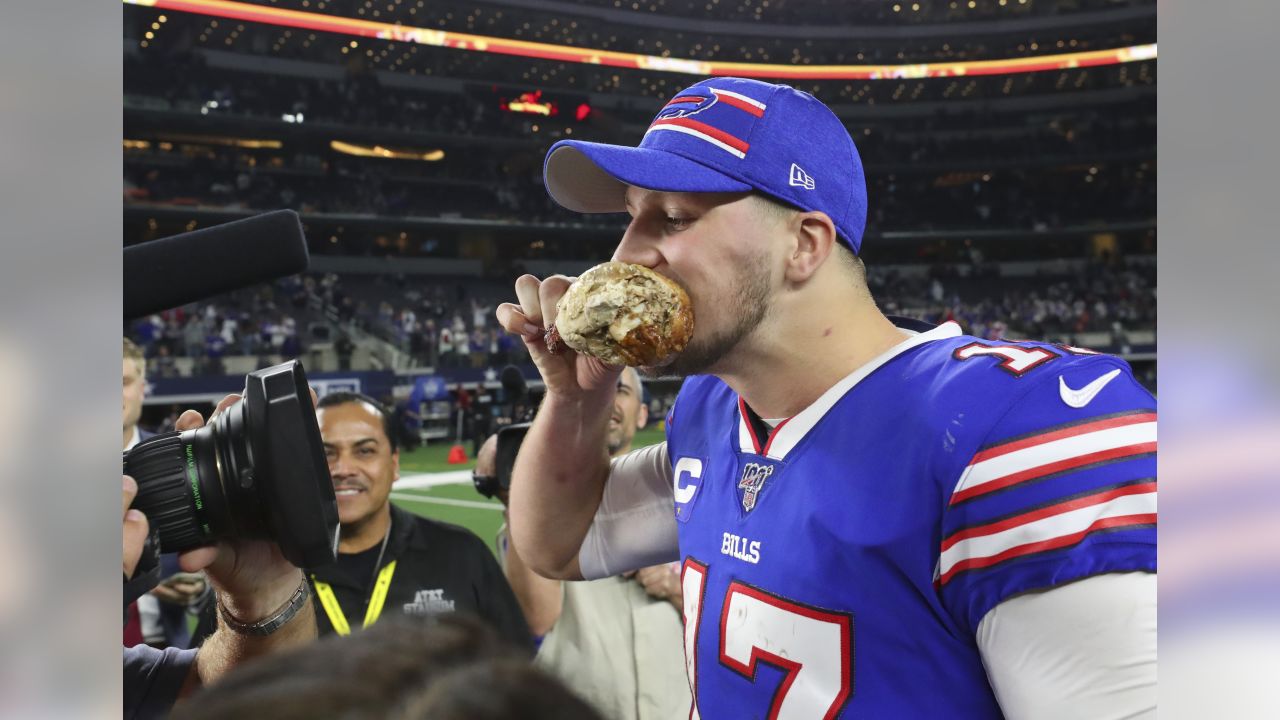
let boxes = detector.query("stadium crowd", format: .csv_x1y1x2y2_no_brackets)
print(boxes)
125,49,1155,121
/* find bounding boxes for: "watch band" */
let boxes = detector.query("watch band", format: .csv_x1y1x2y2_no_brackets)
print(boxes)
217,577,310,636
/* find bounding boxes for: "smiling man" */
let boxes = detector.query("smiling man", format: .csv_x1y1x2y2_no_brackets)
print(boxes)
308,391,530,649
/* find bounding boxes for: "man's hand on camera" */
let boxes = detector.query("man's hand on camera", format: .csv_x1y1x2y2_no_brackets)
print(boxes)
123,475,149,578
124,392,319,701
170,393,308,622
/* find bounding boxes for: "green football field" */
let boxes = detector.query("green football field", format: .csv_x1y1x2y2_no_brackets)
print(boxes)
391,426,666,555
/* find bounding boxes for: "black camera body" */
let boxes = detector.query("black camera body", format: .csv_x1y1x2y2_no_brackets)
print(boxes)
124,360,339,598
472,422,531,500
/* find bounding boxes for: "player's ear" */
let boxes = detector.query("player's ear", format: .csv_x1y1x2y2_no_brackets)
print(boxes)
637,402,650,429
783,210,837,285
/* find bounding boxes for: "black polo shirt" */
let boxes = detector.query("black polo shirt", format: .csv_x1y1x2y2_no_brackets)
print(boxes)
307,504,531,652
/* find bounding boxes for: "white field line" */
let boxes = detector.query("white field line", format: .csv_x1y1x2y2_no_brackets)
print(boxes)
395,470,472,489
389,492,503,511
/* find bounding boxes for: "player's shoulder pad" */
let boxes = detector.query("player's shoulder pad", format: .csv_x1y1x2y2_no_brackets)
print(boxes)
909,336,1154,466
916,335,1140,397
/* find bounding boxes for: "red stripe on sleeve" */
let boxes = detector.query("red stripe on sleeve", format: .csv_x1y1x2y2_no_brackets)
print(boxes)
938,512,1157,587
941,481,1157,553
970,412,1156,465
950,441,1157,505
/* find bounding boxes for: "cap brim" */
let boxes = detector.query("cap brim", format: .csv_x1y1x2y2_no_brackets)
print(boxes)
544,140,753,213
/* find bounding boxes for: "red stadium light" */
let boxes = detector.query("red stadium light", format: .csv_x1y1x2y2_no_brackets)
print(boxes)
575,103,592,122
502,91,557,117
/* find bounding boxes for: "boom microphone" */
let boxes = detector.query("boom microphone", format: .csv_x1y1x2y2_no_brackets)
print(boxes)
124,210,310,319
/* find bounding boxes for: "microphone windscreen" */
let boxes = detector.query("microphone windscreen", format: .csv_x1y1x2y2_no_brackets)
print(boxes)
124,210,309,319
500,365,527,400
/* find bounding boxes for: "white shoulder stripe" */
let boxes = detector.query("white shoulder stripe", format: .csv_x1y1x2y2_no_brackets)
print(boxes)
955,422,1156,498
938,490,1156,581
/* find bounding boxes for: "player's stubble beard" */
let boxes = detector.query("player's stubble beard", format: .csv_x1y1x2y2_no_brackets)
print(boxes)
641,249,773,379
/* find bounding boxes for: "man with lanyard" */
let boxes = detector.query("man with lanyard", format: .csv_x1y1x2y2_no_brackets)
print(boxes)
308,391,530,649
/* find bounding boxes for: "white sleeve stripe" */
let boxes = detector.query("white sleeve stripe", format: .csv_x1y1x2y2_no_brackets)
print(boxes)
938,490,1156,582
955,422,1156,497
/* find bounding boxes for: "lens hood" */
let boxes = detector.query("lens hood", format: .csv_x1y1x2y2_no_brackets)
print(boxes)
244,360,340,568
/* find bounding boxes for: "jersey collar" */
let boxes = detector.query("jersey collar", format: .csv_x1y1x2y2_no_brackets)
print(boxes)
736,321,963,460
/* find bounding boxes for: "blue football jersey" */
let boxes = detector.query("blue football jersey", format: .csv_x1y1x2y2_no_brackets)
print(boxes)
665,322,1156,719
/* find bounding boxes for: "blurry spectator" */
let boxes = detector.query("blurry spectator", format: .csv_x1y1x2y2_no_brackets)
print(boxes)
204,331,227,376
454,329,471,367
182,315,205,359
422,319,439,368
471,298,490,330
123,339,204,653
335,333,355,371
470,327,487,369
438,325,455,368
150,344,179,379
487,328,503,367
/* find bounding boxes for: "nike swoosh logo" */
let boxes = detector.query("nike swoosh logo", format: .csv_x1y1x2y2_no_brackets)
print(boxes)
1059,368,1123,408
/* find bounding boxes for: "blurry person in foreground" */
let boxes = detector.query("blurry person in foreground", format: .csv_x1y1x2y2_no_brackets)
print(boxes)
181,614,604,720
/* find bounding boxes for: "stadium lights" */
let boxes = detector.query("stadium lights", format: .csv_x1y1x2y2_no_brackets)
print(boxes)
502,90,557,117
136,134,284,149
330,140,444,161
124,0,1156,81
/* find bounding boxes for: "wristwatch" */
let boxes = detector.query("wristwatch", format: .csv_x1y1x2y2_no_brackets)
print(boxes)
217,577,310,636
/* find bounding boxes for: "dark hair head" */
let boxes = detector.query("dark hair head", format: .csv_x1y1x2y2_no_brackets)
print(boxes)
405,659,605,720
182,614,596,720
317,391,398,453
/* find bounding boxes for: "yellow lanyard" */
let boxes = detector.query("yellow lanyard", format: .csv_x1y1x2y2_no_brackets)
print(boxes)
311,560,398,636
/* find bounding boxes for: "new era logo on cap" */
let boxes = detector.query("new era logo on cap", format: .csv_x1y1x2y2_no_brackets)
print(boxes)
789,163,815,190
645,87,767,160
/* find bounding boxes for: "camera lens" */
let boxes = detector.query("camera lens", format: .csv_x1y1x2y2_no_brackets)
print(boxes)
121,360,339,568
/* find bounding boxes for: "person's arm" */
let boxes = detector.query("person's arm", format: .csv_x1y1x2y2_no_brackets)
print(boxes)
499,522,564,638
467,532,536,653
185,572,314,693
509,386,614,580
977,572,1156,720
495,274,622,580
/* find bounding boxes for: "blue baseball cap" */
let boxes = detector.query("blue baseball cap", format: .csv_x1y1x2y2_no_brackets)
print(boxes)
543,77,868,253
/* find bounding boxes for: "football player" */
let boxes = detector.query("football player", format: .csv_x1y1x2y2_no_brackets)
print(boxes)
497,77,1155,719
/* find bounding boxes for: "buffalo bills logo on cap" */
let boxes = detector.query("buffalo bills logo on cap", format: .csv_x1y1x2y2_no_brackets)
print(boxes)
653,93,717,121
645,87,767,160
